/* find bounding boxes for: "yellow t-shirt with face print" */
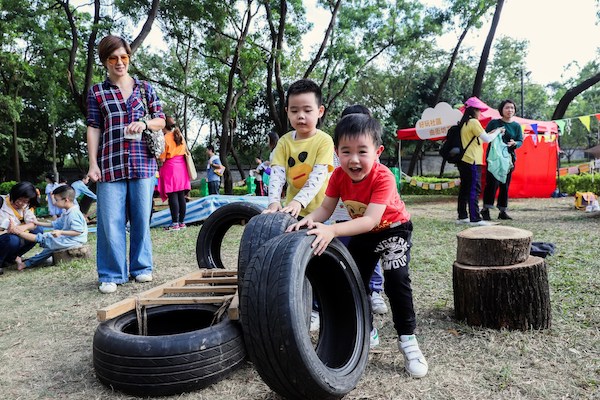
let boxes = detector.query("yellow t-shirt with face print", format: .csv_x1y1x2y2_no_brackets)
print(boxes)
460,118,485,165
271,129,334,215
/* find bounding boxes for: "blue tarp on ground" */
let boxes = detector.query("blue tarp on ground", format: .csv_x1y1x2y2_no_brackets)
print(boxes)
87,195,270,233
150,195,270,228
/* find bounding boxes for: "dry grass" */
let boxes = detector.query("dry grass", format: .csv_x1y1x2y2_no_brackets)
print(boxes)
0,197,598,400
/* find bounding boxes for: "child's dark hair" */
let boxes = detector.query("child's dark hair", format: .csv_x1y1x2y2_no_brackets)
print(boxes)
78,173,88,180
53,184,76,202
10,181,39,208
341,104,371,117
207,144,215,152
286,79,322,107
334,113,382,147
45,173,56,182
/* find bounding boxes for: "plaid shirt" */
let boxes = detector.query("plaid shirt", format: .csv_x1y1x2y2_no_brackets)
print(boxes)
86,77,165,182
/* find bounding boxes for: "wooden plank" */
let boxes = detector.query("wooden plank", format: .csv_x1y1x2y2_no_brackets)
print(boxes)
185,277,238,285
162,286,238,294
228,293,239,321
138,295,234,306
198,269,237,277
97,271,206,321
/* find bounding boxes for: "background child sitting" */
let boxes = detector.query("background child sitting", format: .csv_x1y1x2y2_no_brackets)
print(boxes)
9,185,88,270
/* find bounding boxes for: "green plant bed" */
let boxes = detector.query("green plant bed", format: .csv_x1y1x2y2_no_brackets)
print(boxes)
558,173,600,195
400,177,460,196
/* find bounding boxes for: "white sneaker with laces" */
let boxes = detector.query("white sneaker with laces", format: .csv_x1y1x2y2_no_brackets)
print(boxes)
135,274,153,283
370,328,379,349
310,310,320,332
398,335,428,378
370,291,388,314
98,282,117,294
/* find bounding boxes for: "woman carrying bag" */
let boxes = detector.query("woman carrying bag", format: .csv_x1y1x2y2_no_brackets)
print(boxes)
481,100,523,221
158,116,192,231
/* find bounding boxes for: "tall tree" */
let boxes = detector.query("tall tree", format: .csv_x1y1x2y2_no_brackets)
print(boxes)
472,0,504,96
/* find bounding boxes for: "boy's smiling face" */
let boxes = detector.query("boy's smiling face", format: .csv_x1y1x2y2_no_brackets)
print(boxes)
286,92,324,139
336,133,383,183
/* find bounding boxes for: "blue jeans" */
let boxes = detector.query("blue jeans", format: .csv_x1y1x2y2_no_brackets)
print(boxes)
208,180,220,195
96,178,154,284
0,226,44,266
24,248,54,268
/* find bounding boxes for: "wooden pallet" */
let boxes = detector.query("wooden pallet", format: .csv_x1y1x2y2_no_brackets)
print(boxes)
97,269,240,322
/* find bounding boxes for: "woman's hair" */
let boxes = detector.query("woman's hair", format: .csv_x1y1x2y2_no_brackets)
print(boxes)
9,181,39,208
458,106,480,129
98,35,132,66
165,116,183,146
45,173,56,182
498,99,517,118
268,130,279,151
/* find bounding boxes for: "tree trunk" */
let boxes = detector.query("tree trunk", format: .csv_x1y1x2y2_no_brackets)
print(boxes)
453,257,551,330
12,119,20,181
52,124,58,182
551,72,600,120
472,0,505,97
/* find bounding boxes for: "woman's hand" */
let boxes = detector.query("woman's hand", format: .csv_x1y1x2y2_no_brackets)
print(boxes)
507,139,516,147
126,120,147,135
87,165,101,183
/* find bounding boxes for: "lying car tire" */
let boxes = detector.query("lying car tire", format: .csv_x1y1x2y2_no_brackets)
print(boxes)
237,212,297,291
196,202,264,269
240,231,369,400
93,304,245,397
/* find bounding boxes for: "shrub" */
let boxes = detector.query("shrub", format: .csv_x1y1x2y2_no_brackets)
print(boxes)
558,173,600,195
0,181,17,195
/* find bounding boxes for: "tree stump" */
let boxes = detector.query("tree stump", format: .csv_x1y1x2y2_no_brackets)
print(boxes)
452,226,551,330
457,226,532,266
453,257,551,330
53,245,92,265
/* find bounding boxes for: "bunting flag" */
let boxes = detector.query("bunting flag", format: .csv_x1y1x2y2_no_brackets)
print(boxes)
553,113,600,134
578,115,591,132
530,123,538,135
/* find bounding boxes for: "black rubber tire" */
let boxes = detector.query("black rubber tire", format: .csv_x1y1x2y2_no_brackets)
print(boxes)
196,202,264,269
93,304,246,397
240,231,370,400
237,212,297,290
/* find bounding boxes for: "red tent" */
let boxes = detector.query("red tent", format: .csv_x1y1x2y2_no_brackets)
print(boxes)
396,101,559,198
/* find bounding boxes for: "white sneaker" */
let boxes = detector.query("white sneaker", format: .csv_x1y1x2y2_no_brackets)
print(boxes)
455,218,469,224
470,220,492,226
370,328,380,349
310,311,320,332
135,274,153,283
398,335,428,378
98,282,117,294
370,292,388,314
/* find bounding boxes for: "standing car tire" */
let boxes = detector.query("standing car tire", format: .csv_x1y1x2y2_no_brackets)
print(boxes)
196,202,264,269
240,231,370,400
237,212,297,289
93,304,245,397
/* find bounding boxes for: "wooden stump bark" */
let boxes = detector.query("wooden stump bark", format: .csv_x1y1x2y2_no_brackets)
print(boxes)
456,226,532,266
452,226,551,330
453,257,551,330
53,245,92,265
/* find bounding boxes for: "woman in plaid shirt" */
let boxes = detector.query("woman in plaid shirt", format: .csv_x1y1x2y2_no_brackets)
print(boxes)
86,35,166,294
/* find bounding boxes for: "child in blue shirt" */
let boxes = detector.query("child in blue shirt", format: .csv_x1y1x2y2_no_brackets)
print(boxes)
9,185,88,270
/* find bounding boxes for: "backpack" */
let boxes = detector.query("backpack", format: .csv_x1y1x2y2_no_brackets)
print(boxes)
439,124,477,164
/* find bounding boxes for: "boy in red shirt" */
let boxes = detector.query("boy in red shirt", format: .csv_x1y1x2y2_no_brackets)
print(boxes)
287,113,428,378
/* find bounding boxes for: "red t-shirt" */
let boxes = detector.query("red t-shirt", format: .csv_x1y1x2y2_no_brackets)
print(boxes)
326,162,410,231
